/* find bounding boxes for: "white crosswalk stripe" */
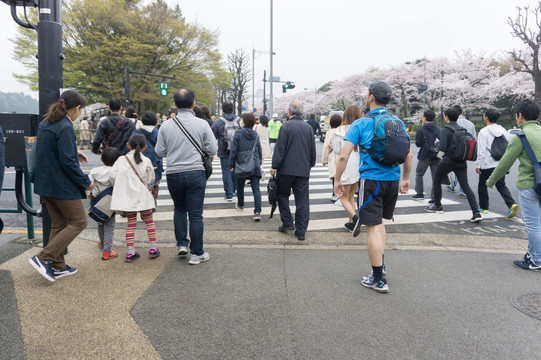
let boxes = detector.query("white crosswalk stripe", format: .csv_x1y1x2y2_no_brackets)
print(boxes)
116,159,503,229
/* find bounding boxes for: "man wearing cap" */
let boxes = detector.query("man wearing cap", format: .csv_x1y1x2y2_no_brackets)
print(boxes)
269,113,282,155
334,80,412,293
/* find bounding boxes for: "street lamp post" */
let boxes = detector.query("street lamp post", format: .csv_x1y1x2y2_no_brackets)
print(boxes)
269,0,274,118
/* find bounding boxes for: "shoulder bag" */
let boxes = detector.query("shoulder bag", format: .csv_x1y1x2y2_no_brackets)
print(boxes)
104,117,126,149
172,116,213,179
234,135,259,178
517,130,541,195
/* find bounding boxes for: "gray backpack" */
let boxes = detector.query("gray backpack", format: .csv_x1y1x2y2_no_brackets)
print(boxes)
220,117,240,151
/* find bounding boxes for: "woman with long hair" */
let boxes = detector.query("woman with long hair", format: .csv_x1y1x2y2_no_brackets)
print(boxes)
333,105,364,232
255,115,271,180
29,90,93,282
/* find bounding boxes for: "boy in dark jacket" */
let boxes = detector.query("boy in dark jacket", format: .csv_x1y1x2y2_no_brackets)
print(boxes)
424,107,481,222
412,110,440,202
229,113,263,221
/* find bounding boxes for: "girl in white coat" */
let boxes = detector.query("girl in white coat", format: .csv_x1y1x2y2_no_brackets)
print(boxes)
110,134,158,262
333,106,363,232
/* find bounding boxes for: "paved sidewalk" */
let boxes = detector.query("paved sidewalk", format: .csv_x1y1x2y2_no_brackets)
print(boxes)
0,230,540,360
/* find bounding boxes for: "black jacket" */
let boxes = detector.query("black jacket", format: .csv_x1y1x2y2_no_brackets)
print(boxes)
307,118,321,136
228,127,263,178
272,115,316,177
439,121,465,164
91,113,135,154
415,122,441,160
33,116,91,199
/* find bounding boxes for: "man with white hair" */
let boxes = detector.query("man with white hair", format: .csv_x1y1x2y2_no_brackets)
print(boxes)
271,101,316,240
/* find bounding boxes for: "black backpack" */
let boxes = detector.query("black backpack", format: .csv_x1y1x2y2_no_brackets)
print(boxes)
364,113,410,166
489,135,508,161
446,126,477,161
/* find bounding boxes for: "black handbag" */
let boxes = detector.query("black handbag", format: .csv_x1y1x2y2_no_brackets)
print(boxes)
172,116,213,179
234,135,258,178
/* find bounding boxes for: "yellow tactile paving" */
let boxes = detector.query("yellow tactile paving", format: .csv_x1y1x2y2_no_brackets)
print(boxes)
0,239,173,360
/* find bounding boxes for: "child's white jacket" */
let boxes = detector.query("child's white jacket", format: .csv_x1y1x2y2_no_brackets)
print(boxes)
110,150,155,212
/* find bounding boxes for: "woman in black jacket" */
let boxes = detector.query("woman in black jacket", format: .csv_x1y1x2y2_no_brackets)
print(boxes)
229,113,263,221
29,90,93,282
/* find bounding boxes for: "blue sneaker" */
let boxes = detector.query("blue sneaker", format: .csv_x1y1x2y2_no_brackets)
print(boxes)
508,204,519,219
447,185,456,192
52,265,77,279
29,256,56,282
478,208,489,214
361,273,389,293
411,194,424,201
514,258,541,271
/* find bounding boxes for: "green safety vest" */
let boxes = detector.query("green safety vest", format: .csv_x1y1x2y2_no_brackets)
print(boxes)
269,120,282,139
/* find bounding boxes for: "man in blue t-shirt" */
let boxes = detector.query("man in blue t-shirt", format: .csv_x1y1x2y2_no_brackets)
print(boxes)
334,80,412,293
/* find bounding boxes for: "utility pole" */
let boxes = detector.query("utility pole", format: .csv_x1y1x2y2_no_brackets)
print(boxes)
2,0,64,246
269,0,274,117
252,48,255,112
440,70,444,127
263,70,267,115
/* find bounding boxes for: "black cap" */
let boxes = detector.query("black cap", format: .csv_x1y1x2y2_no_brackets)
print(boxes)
363,80,392,104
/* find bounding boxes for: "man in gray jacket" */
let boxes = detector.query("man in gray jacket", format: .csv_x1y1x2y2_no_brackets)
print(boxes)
156,89,218,265
271,101,316,240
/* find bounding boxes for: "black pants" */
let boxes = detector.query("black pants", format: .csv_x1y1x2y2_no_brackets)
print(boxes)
433,161,479,213
478,168,515,210
277,175,310,235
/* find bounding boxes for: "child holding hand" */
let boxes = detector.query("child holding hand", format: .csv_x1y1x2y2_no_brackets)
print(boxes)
89,147,121,260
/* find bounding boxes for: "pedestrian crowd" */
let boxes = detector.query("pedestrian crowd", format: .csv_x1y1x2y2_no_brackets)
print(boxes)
23,81,541,291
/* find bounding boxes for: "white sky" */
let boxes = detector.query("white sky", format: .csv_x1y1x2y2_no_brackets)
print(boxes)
0,0,539,101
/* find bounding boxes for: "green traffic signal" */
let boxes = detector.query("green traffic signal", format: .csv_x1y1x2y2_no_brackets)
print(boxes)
160,82,168,96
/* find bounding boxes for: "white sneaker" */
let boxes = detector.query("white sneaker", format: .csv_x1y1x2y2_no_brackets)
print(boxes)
335,199,343,207
189,252,210,265
177,246,188,256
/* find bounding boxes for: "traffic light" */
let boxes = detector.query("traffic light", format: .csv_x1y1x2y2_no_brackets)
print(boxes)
160,82,168,96
282,81,295,93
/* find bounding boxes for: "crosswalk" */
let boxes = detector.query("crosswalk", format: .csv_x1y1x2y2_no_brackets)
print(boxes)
116,159,505,230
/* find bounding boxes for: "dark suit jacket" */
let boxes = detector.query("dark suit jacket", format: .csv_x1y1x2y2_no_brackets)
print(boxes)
272,115,316,177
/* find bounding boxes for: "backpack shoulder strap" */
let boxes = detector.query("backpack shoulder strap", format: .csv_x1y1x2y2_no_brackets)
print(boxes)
517,130,540,167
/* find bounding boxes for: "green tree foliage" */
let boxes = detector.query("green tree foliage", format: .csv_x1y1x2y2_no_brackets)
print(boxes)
11,0,226,112
0,92,38,113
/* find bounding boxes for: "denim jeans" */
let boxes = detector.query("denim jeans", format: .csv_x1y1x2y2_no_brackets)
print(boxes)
237,176,262,213
166,170,206,256
220,157,238,199
478,168,515,210
519,189,541,264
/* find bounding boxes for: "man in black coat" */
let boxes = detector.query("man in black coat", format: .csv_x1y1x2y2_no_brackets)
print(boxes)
270,101,316,240
91,98,135,155
306,113,322,140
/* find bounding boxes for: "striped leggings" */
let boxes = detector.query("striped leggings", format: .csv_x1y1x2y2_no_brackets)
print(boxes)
125,209,156,248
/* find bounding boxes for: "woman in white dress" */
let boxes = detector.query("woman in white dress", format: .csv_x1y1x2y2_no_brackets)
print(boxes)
255,115,271,181
333,106,364,232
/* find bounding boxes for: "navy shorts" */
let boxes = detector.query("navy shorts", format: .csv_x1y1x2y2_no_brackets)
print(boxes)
357,178,399,226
